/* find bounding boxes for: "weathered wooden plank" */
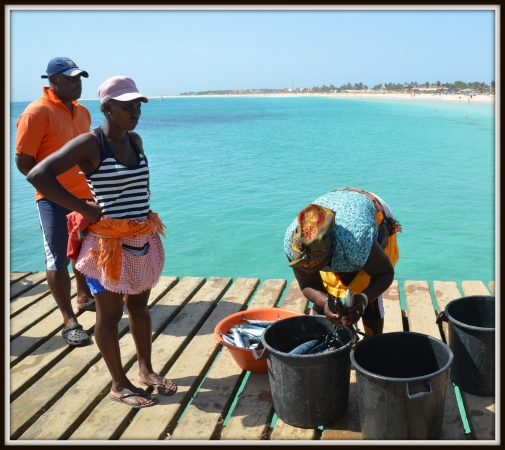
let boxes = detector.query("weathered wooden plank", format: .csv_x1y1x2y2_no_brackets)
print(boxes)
405,281,466,440
461,393,495,440
10,279,51,317
461,280,491,296
170,347,244,440
119,277,234,440
279,278,309,313
169,278,260,440
382,280,403,333
10,280,78,338
11,277,179,398
18,333,135,441
321,370,361,440
10,272,47,299
433,281,462,343
322,282,404,440
460,280,495,441
19,276,182,440
439,378,468,440
404,281,439,338
10,289,81,366
247,279,286,309
63,277,206,441
221,280,307,440
10,310,97,397
10,272,31,284
488,281,495,295
220,279,286,440
10,278,175,440
170,280,286,439
11,335,106,439
221,372,273,440
270,418,316,440
11,275,492,442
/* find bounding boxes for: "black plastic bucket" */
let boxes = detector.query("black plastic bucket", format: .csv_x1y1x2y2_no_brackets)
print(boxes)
252,315,354,428
351,332,453,440
436,295,495,396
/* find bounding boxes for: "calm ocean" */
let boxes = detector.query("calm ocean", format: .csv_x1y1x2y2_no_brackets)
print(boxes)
9,96,495,293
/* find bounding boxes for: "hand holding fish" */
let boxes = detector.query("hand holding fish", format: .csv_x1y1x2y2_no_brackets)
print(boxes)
324,290,366,327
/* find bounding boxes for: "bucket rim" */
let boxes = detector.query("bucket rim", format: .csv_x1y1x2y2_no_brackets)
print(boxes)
350,331,454,383
444,295,495,332
260,315,355,358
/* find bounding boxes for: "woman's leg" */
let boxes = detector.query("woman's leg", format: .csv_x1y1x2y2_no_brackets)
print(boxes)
361,295,385,336
125,290,177,395
94,289,156,407
362,318,384,336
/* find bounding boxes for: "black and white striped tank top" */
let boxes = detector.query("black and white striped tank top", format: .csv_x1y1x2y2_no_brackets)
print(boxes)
86,127,150,219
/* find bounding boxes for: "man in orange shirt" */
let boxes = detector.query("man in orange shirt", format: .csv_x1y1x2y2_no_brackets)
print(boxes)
15,57,94,346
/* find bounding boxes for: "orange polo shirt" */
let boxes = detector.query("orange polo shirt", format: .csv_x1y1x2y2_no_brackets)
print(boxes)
15,87,92,202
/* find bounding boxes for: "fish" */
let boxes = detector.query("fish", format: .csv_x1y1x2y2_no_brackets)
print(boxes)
220,332,236,346
288,339,320,355
240,317,276,328
221,328,263,350
230,324,266,337
241,333,251,348
327,294,347,316
345,289,355,308
306,340,331,354
240,332,261,344
232,329,246,348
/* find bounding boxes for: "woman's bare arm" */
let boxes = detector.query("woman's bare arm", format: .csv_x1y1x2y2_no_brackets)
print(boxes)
27,133,102,223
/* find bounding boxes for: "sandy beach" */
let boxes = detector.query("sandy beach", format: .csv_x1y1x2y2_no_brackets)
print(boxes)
154,92,495,103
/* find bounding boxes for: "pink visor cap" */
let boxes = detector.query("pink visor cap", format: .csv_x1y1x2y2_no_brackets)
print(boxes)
98,76,149,104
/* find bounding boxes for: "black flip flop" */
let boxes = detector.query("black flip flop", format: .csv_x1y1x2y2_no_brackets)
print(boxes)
139,377,178,396
62,323,91,346
109,390,158,409
77,299,96,312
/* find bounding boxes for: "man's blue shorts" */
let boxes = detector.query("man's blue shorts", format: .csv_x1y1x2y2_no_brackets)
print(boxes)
37,198,72,271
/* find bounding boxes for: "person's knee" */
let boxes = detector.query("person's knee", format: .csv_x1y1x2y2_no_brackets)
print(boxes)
97,307,123,325
94,292,124,324
125,293,150,316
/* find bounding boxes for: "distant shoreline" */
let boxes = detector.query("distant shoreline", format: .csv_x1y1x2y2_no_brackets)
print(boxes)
76,92,494,103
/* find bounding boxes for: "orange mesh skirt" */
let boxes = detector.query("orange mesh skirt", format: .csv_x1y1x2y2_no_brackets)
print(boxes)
75,232,165,295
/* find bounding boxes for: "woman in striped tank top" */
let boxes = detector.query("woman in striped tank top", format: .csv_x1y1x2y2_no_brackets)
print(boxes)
27,76,176,409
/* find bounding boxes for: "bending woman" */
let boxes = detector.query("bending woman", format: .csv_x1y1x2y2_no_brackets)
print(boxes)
27,76,176,408
284,188,401,336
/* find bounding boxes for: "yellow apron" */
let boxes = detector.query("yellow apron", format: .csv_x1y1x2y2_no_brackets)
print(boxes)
320,209,400,298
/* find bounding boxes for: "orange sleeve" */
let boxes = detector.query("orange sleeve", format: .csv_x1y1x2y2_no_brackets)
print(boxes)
15,107,47,160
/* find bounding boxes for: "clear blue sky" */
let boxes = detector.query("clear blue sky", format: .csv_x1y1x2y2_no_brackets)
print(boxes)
8,7,496,102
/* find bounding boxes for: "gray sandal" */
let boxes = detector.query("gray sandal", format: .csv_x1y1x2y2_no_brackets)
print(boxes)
62,324,91,346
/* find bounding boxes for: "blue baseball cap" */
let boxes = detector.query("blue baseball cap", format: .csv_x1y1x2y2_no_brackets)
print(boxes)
41,57,89,79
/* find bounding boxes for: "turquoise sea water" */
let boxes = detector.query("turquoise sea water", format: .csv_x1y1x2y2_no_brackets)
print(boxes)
9,96,495,289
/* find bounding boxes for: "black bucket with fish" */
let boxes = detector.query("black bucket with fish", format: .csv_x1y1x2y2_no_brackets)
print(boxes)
252,315,355,428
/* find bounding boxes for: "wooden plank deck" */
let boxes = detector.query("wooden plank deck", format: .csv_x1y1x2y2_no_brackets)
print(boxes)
8,272,496,442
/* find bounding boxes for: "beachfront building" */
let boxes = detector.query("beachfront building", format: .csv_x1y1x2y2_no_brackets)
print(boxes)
411,86,450,94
